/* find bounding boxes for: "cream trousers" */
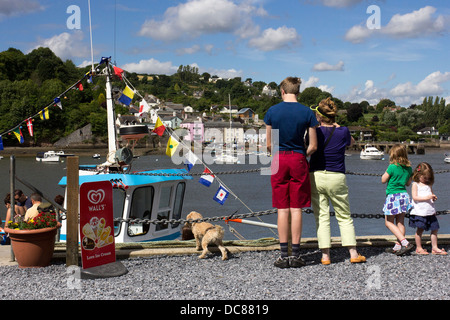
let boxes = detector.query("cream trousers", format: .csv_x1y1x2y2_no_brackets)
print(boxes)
310,171,357,249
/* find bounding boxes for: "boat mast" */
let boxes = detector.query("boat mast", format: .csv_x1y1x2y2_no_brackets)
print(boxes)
105,61,118,163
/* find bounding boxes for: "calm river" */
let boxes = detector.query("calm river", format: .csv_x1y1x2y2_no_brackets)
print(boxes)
1,148,449,240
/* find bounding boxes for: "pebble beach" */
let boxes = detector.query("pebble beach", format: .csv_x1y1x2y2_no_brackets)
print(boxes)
1,246,448,301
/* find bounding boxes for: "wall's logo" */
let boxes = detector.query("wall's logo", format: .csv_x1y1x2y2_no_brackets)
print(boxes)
87,189,105,205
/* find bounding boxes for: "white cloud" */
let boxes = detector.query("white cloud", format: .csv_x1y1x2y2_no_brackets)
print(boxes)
176,44,217,56
390,71,450,105
345,6,449,43
0,0,42,18
341,79,385,105
301,76,334,93
248,26,300,51
120,57,243,79
30,31,90,61
139,0,264,41
339,71,450,106
302,76,319,89
312,60,344,71
121,58,179,75
176,45,201,56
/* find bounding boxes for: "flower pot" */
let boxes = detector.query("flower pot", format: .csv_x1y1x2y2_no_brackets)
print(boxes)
5,223,61,268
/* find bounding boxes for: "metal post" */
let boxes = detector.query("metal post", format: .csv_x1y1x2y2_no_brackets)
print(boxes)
9,156,15,262
66,156,79,266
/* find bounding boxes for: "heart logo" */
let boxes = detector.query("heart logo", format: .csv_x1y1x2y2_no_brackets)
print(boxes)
87,189,105,205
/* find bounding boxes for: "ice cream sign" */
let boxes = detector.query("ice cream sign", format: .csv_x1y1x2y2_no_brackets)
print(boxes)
80,181,115,269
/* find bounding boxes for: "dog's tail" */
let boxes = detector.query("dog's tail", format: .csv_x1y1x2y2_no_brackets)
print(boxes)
215,225,225,238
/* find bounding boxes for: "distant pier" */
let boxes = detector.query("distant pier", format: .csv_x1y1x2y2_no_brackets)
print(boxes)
353,142,441,154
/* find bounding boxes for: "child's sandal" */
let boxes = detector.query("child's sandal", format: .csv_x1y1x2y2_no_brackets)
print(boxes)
431,248,448,255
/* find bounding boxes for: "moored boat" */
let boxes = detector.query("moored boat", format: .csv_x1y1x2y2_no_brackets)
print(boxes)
36,151,61,162
360,144,384,160
445,154,450,163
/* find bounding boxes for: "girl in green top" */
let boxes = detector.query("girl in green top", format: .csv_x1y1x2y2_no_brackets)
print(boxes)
381,144,414,256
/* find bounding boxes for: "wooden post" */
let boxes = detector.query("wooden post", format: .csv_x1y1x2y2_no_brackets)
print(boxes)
66,156,79,266
9,156,15,262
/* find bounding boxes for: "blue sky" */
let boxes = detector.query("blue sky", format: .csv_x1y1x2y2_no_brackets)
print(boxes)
1,0,449,107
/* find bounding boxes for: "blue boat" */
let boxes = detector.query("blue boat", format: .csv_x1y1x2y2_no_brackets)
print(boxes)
58,168,191,243
58,59,192,243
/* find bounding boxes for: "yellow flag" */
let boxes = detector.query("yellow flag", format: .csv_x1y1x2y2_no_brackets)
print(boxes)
39,107,50,120
166,136,179,157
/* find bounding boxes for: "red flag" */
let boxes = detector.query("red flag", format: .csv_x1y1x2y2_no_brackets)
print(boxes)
113,66,124,80
26,118,33,137
76,82,84,91
152,117,166,136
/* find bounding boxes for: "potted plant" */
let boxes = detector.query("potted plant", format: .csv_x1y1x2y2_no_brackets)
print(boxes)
5,210,61,268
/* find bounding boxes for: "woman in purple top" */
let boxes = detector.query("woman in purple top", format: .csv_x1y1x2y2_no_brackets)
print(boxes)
309,98,366,265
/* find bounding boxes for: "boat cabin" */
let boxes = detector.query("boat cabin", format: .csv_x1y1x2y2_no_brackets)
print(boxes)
58,168,192,243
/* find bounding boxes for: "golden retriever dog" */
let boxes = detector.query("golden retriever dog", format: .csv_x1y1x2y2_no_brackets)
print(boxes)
186,211,228,260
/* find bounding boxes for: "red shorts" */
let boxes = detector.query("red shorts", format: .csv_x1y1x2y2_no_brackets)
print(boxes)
270,151,311,209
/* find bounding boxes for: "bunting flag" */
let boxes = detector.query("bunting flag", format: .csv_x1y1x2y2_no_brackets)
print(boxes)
139,99,150,117
184,151,198,172
152,117,166,136
0,136,4,151
118,85,134,105
87,74,93,84
26,118,33,137
54,97,62,110
113,66,124,80
39,107,50,120
13,128,24,144
76,82,84,91
213,185,230,205
166,136,179,157
199,168,214,187
99,57,110,65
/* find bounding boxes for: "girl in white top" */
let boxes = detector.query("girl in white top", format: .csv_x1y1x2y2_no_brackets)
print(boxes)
409,162,447,255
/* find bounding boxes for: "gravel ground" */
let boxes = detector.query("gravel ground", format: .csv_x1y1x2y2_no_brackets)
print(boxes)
1,246,449,301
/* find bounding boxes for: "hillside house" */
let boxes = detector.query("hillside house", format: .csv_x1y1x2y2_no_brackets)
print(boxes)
348,126,374,141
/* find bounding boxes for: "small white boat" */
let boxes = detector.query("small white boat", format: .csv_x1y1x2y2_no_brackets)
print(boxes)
214,153,239,164
445,154,450,163
360,144,384,160
92,153,101,159
36,151,61,162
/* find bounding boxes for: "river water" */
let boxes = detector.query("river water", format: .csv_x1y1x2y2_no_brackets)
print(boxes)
1,149,449,240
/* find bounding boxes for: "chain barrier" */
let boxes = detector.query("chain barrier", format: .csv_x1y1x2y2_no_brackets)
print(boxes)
57,168,450,224
59,208,450,225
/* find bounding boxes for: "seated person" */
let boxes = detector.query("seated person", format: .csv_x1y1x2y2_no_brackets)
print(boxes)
4,193,23,228
15,189,32,213
24,193,43,221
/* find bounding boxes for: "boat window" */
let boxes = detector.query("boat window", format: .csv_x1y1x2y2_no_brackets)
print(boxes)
113,188,126,236
172,182,185,228
127,186,154,237
155,186,172,231
156,210,170,231
159,186,172,209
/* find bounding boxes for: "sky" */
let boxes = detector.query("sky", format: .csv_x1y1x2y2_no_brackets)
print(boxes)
0,0,449,107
